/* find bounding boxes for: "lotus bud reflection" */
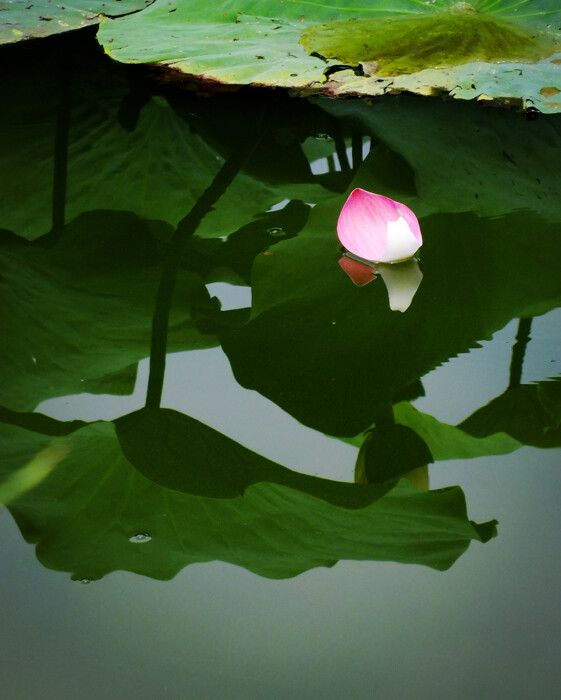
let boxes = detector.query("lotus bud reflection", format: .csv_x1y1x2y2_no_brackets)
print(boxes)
338,255,423,312
376,260,423,312
354,424,432,490
338,254,376,287
355,459,429,491
337,188,422,263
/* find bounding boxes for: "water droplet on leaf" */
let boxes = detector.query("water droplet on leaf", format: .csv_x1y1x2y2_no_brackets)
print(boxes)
129,532,152,543
267,227,285,237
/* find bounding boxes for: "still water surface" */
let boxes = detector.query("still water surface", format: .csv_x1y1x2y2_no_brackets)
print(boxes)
1,34,561,699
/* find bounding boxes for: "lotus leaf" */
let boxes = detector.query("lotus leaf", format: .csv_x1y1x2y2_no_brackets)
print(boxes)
97,0,561,112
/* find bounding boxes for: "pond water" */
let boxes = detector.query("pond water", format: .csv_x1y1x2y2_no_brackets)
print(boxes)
1,33,561,699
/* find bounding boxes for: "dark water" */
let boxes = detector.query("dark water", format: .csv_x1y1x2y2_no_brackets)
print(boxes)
1,33,561,699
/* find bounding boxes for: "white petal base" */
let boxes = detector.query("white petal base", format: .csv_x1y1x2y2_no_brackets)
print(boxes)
381,217,422,263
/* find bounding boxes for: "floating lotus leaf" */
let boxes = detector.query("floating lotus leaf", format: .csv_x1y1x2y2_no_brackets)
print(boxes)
301,9,558,73
0,0,153,44
97,0,561,112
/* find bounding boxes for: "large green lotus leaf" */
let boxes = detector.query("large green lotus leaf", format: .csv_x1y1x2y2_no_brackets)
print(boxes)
219,202,561,437
0,210,217,411
326,53,561,114
300,7,559,72
317,95,561,222
0,40,332,242
98,0,561,112
0,0,153,45
0,420,496,579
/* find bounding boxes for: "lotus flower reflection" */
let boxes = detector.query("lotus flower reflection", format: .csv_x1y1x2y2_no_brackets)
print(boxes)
337,189,422,263
338,256,423,312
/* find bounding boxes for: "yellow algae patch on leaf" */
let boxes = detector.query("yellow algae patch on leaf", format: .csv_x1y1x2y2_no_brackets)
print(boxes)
300,7,560,76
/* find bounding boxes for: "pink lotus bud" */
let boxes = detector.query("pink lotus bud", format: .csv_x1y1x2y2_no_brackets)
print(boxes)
337,188,422,263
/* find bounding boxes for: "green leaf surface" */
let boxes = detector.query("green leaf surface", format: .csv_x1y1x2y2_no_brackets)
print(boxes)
116,406,394,506
219,202,561,437
115,407,285,499
301,10,558,73
315,96,561,222
0,210,216,411
0,442,68,506
326,52,561,114
0,0,153,45
341,401,523,459
394,402,522,460
0,420,496,580
97,0,561,112
0,41,333,242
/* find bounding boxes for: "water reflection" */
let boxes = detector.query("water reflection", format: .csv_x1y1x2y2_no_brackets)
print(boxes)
338,255,423,311
1,36,560,585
